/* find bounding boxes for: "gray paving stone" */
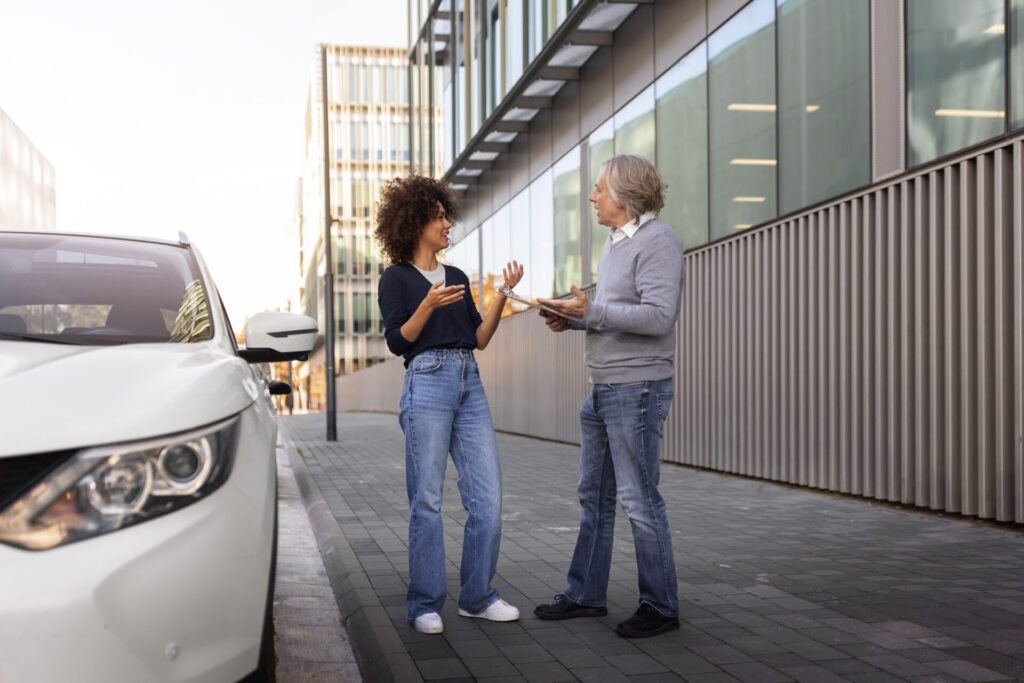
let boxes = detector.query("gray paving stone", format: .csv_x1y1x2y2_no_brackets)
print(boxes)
281,414,1024,683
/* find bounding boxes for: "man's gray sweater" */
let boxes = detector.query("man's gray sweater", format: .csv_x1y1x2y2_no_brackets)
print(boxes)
580,217,685,384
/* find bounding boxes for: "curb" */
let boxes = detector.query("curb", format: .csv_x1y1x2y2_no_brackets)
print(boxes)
278,423,423,683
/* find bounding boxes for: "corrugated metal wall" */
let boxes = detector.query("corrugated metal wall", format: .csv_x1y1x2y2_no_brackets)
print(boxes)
336,137,1024,523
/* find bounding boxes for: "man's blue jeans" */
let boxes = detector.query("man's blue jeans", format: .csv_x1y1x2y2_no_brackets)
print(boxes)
399,348,502,620
563,378,679,617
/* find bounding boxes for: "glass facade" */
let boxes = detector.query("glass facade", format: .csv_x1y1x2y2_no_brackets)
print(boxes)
587,119,614,283
656,45,708,249
408,0,1024,307
778,0,870,212
709,0,777,239
907,0,1006,167
614,86,656,164
552,146,582,296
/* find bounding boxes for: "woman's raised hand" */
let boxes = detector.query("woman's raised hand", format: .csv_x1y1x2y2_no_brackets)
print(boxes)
502,260,524,291
420,280,465,311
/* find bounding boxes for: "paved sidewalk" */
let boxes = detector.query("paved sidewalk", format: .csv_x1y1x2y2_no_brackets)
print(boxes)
283,412,1024,682
273,436,361,681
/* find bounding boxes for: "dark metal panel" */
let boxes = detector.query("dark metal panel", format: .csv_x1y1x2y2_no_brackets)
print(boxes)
960,159,978,516
913,174,930,508
612,4,656,112
653,0,708,79
578,46,615,140
944,163,962,513
870,0,905,181
928,170,946,510
977,154,995,519
994,148,1014,522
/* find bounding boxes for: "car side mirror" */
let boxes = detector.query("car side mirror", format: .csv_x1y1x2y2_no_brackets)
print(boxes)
239,312,317,363
268,380,292,395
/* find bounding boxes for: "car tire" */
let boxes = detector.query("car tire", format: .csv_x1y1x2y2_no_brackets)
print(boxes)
240,474,278,683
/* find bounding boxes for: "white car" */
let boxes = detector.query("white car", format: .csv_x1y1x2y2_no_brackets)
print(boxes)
0,230,317,683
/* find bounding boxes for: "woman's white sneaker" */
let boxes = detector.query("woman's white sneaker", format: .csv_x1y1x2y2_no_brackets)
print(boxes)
458,598,520,621
413,612,444,634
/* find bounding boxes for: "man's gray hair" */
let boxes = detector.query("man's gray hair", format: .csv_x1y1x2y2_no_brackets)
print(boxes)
599,154,667,221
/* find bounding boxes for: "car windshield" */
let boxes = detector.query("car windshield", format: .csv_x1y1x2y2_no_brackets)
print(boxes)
0,233,214,345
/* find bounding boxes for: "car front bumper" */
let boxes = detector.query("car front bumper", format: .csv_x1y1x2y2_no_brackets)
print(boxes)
0,406,277,683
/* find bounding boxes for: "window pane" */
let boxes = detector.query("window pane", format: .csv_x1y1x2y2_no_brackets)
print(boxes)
614,85,656,163
552,146,582,295
460,228,481,311
1012,0,1024,129
656,45,708,249
778,0,870,213
530,169,555,297
907,0,1005,167
588,118,614,282
507,0,525,93
708,0,777,239
508,189,532,305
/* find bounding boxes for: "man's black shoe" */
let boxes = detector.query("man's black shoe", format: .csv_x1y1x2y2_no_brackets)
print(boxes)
533,594,608,620
615,603,680,638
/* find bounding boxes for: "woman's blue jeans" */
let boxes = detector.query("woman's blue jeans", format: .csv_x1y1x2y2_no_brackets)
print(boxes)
399,348,502,620
563,379,679,617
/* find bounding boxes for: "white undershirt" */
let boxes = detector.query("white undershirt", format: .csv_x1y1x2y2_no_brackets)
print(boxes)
609,211,657,244
414,262,446,286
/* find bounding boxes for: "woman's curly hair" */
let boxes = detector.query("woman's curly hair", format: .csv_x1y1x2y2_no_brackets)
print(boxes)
374,174,461,264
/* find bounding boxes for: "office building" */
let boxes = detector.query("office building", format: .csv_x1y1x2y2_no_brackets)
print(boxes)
0,106,55,231
297,44,416,405
337,0,1024,524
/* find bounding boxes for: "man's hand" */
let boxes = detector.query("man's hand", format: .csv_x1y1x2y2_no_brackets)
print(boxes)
420,280,464,311
537,284,588,318
539,308,571,332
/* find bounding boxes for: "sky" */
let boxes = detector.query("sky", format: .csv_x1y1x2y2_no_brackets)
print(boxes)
0,0,407,329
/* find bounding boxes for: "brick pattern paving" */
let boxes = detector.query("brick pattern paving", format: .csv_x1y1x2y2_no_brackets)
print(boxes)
283,413,1024,682
274,440,361,681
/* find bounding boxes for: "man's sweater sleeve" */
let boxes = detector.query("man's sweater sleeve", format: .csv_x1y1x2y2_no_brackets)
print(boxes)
582,233,684,336
378,268,413,356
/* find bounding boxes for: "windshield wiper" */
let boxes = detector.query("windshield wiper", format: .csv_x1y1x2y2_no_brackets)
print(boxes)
0,332,93,346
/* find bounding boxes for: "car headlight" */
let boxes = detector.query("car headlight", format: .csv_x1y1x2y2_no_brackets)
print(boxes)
0,416,239,551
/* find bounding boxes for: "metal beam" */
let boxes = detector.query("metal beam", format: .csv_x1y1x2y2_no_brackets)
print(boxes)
567,30,613,46
514,96,553,109
442,0,602,184
538,66,581,81
478,141,511,153
494,120,530,133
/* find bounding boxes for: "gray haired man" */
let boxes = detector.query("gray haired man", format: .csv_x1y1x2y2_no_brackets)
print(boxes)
535,154,685,638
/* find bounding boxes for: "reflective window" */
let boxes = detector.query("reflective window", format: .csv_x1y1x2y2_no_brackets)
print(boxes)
464,228,482,311
778,0,870,213
335,293,345,334
482,206,514,316
907,0,1006,166
443,80,454,170
530,169,555,297
506,0,525,93
656,46,708,249
1014,0,1024,129
614,86,656,163
508,189,532,307
708,0,777,239
588,118,614,283
0,233,213,345
552,146,582,295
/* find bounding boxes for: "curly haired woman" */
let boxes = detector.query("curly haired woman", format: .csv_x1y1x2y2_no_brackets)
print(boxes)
374,173,523,635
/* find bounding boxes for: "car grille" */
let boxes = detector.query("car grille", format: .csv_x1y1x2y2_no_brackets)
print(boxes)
0,450,76,513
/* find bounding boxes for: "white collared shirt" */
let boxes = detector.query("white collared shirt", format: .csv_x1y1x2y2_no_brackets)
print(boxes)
609,211,657,244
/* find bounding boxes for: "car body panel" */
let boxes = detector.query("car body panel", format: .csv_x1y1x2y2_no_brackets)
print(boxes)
0,232,289,682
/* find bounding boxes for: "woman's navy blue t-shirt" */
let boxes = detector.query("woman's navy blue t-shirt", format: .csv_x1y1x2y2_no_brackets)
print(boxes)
377,263,483,366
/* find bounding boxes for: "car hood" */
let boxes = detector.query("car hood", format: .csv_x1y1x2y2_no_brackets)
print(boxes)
0,340,261,457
